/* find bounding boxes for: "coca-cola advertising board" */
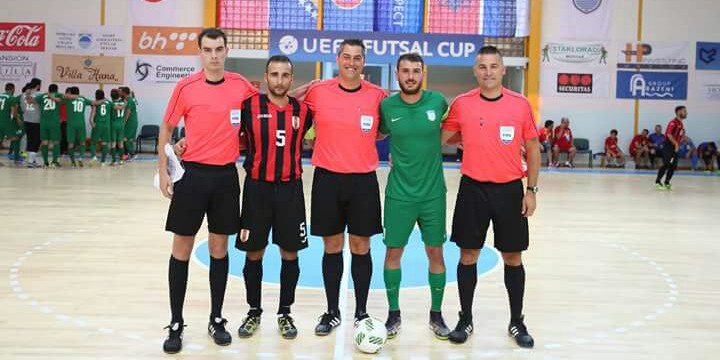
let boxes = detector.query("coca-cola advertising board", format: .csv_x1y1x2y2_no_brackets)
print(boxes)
0,23,45,52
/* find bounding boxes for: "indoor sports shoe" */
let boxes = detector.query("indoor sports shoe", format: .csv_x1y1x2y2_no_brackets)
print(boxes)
508,315,534,348
448,312,473,344
385,310,401,339
664,183,672,190
315,310,341,336
162,321,185,354
429,311,451,340
237,313,261,338
354,311,370,327
655,182,666,190
277,314,298,339
208,317,232,346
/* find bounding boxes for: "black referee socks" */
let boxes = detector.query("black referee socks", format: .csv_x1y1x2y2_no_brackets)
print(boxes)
169,255,189,323
322,252,343,313
209,254,229,319
351,252,372,318
457,263,477,318
504,264,526,321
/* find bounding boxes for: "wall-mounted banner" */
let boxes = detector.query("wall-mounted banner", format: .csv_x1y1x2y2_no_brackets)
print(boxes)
132,26,202,55
52,55,124,85
49,25,126,55
0,23,45,52
541,69,610,98
269,30,483,66
127,56,201,84
128,0,178,26
541,41,609,67
694,71,720,101
616,71,687,100
558,0,612,40
0,52,45,83
617,42,689,70
696,42,720,71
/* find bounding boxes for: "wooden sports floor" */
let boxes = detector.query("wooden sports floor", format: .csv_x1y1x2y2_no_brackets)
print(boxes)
1,160,718,360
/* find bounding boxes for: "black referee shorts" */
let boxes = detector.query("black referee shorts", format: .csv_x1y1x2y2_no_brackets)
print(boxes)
310,167,382,237
165,162,240,236
236,177,309,252
450,176,529,253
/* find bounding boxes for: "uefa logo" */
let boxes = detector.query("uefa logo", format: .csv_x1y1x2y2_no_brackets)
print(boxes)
279,35,299,55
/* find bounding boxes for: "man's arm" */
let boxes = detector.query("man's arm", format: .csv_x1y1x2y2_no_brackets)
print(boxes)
158,121,175,198
288,79,320,101
89,106,96,127
523,137,540,217
441,129,459,144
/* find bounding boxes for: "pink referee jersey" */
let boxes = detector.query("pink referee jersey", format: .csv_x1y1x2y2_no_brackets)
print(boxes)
163,71,257,165
443,87,538,183
304,78,387,173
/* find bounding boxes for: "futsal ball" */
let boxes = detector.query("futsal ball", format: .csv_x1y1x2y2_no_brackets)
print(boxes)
353,317,387,354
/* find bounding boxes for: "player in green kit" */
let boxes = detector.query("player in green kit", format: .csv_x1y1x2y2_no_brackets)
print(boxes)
62,87,93,167
0,83,22,165
35,84,63,167
89,89,112,166
109,88,126,166
120,87,138,160
379,53,451,340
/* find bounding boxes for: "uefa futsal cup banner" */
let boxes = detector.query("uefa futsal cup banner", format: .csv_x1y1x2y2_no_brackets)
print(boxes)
128,56,201,84
270,30,483,66
323,0,374,31
52,54,124,85
49,25,126,55
375,0,423,33
617,42,689,70
616,71,688,100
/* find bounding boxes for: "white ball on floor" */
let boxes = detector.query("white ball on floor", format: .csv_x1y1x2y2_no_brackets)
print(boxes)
353,317,387,354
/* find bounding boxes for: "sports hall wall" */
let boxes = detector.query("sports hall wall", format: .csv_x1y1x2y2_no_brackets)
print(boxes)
540,0,720,152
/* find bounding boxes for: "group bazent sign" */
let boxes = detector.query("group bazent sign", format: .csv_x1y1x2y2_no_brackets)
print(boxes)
270,30,484,66
616,71,688,100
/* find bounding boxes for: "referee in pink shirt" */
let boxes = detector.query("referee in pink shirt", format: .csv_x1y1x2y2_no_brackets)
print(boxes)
157,28,257,354
441,46,540,348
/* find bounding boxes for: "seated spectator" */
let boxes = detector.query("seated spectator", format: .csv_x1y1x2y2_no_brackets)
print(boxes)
538,120,554,166
604,129,625,168
697,141,718,172
648,124,665,169
629,129,651,169
677,135,698,170
552,117,577,168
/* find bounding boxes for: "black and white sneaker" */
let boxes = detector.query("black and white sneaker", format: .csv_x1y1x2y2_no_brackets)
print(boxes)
314,310,341,336
429,311,451,340
385,310,401,339
508,315,534,348
208,317,232,346
448,312,474,344
354,311,370,327
162,321,185,354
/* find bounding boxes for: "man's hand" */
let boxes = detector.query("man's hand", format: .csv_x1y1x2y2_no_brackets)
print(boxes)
159,171,173,199
174,138,186,156
522,192,536,217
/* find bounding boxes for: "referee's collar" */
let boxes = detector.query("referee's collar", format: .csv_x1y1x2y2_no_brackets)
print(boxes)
205,77,225,85
480,92,503,102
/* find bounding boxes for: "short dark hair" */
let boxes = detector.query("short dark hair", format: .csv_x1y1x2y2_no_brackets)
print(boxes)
265,55,293,73
30,78,41,88
337,39,365,57
95,89,105,101
544,120,554,128
21,83,29,93
110,88,120,101
610,129,618,135
64,87,72,94
642,128,649,133
477,45,503,57
71,87,80,95
198,27,227,48
396,53,424,70
119,86,131,96
5,83,14,91
48,84,58,93
675,105,686,114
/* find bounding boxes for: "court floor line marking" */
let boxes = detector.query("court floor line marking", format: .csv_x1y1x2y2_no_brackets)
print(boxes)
333,240,352,360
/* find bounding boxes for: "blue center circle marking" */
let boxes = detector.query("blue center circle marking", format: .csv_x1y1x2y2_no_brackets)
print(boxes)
193,228,500,289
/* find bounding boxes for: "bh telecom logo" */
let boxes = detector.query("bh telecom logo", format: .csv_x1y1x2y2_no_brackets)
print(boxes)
572,0,602,14
77,33,93,49
279,35,299,55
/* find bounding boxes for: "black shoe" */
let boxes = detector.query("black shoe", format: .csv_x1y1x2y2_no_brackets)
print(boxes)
163,321,185,354
237,312,261,338
314,310,341,336
354,311,370,326
508,316,534,348
385,310,401,339
208,317,232,346
429,311,451,340
278,313,298,339
448,312,473,344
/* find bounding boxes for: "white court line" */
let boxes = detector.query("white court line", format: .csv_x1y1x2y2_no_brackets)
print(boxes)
333,239,352,360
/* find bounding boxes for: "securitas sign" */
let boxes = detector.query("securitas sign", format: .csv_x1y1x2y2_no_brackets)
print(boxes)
616,71,687,100
269,30,484,66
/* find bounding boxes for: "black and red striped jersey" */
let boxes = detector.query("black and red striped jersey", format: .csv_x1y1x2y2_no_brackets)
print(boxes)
665,118,685,141
241,94,312,182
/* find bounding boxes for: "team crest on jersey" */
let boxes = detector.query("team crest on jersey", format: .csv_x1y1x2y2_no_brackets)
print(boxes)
292,116,300,130
426,110,437,121
500,126,515,145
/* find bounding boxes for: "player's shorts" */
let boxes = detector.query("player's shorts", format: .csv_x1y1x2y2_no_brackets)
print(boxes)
124,120,138,140
66,121,86,144
40,121,61,141
384,195,447,248
606,148,621,157
110,122,124,143
0,120,21,139
541,140,552,153
554,141,573,151
236,177,308,252
165,161,240,236
92,122,110,142
310,167,382,237
450,176,529,253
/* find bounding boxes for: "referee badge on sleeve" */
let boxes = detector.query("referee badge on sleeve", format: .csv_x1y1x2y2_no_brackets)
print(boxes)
500,126,515,145
229,109,242,127
292,116,300,130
